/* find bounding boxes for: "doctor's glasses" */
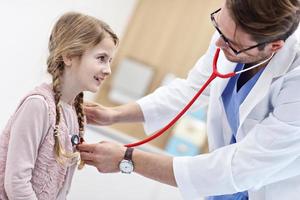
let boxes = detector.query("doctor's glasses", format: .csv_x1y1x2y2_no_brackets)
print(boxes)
210,8,270,55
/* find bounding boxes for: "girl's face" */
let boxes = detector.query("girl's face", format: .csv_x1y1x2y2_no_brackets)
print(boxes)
65,36,116,93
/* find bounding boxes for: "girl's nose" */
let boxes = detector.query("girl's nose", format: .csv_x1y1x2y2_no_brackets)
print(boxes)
102,65,111,76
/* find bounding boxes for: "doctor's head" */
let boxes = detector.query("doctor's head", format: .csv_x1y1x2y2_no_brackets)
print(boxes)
213,0,300,64
46,12,118,163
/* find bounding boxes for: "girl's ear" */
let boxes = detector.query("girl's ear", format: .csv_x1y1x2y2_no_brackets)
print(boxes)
270,40,285,52
62,53,72,66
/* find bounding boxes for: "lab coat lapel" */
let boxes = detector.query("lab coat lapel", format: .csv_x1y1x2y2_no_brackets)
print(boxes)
238,34,298,130
207,51,236,149
238,68,273,127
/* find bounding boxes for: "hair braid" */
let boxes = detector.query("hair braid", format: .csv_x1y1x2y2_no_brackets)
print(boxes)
74,92,85,137
74,92,85,169
52,67,79,165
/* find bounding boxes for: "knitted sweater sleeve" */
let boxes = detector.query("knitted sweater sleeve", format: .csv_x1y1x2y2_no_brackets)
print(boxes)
4,95,49,200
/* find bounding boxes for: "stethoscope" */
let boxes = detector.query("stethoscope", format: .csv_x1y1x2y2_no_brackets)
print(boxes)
122,48,274,148
71,135,80,146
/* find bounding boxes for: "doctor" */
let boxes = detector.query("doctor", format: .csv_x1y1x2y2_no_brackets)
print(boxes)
78,0,300,199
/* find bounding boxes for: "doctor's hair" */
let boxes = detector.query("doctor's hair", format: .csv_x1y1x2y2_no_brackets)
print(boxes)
226,0,300,48
46,12,119,164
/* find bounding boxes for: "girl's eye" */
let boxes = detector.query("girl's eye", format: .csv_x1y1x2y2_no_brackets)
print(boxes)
98,56,106,62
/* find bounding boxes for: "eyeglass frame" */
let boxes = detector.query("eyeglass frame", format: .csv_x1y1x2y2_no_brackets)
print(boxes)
210,8,271,55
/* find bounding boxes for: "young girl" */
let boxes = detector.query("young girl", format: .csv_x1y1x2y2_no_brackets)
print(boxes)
0,12,118,199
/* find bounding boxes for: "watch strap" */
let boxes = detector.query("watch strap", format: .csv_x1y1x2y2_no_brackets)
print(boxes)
124,147,134,161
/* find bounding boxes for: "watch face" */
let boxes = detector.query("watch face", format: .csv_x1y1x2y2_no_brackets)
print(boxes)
119,160,134,174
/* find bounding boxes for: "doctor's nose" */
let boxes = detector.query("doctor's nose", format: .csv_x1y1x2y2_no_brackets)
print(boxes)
215,36,229,50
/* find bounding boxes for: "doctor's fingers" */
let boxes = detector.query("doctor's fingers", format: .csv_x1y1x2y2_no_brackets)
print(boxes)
84,105,101,119
84,108,105,125
80,152,116,173
77,143,98,152
81,159,104,172
85,114,98,125
84,160,95,166
84,106,98,114
84,101,100,108
84,108,97,119
80,152,96,162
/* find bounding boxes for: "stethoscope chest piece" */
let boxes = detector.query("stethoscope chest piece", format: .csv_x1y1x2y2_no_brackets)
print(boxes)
71,134,80,146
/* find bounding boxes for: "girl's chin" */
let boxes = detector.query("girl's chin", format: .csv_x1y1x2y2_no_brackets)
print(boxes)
88,86,99,93
80,85,98,93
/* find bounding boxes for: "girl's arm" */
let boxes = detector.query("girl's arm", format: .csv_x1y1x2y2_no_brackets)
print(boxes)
5,96,49,200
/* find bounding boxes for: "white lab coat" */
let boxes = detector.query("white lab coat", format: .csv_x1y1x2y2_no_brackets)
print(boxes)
137,31,300,200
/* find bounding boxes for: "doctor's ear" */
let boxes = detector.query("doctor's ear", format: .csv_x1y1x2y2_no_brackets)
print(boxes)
269,40,285,52
62,53,73,67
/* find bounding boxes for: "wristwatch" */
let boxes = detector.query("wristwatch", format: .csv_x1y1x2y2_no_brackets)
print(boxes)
119,147,134,174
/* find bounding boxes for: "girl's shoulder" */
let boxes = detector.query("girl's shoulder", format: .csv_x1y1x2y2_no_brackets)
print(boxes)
15,83,56,126
21,95,49,114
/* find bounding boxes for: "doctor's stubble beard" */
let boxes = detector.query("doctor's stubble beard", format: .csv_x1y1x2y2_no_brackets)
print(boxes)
222,48,272,66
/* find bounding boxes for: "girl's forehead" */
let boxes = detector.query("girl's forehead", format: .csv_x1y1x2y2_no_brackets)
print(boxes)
90,37,116,54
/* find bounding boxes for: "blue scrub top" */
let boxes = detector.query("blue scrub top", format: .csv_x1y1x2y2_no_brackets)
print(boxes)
208,63,265,200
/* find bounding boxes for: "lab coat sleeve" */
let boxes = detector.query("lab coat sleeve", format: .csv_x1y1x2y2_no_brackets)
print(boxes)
173,67,300,199
137,32,219,134
4,96,49,200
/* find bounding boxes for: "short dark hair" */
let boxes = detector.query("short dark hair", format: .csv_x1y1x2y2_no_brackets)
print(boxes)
226,0,300,43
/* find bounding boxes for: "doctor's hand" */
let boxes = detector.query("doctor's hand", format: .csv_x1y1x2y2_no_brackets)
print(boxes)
84,101,119,126
78,141,126,173
84,101,145,125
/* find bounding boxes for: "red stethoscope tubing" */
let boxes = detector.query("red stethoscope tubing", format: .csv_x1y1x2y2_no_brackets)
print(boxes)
124,48,236,147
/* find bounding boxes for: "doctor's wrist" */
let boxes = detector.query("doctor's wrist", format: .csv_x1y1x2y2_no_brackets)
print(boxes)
113,102,145,123
111,107,123,124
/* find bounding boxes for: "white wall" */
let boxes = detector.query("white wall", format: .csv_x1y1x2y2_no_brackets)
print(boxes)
0,0,137,129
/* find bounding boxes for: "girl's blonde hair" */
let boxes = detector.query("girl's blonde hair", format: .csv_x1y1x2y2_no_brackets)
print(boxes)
47,12,118,164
